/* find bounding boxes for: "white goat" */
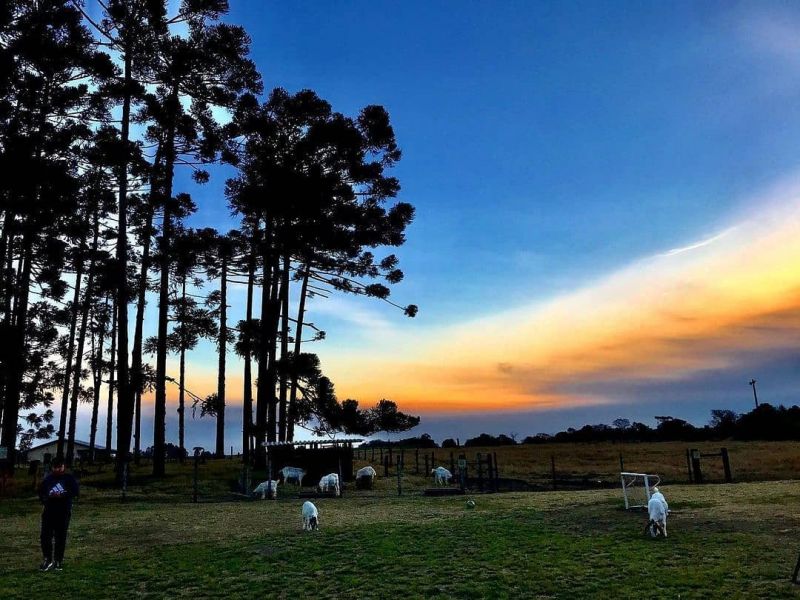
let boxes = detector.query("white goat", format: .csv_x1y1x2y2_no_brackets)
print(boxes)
646,487,669,538
252,479,279,500
318,473,340,496
431,466,452,486
302,501,319,531
279,466,306,486
356,466,377,490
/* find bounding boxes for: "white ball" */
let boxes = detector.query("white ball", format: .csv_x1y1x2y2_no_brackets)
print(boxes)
466,499,476,509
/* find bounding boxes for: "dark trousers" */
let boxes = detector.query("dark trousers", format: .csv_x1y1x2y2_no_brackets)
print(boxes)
40,509,71,562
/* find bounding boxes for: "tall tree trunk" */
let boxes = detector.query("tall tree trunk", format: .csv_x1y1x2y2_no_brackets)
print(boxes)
131,145,161,465
0,213,13,321
153,83,180,477
115,50,135,481
89,300,108,461
287,265,310,442
178,276,186,462
215,253,227,457
277,253,290,441
255,243,270,451
241,237,255,462
0,228,33,463
0,210,8,316
0,214,15,429
265,255,281,443
0,210,11,423
105,298,117,455
67,213,100,465
56,234,86,459
134,377,142,463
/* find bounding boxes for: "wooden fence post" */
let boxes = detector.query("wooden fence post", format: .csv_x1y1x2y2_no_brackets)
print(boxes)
619,453,624,473
686,449,693,483
415,448,419,475
487,454,494,492
122,459,128,503
424,453,429,476
551,455,557,491
721,447,732,483
397,452,403,496
450,452,455,474
494,451,499,489
384,454,390,477
193,453,200,503
690,449,703,484
477,452,484,492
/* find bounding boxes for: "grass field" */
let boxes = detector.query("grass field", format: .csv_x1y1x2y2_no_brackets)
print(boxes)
3,455,800,599
362,440,800,486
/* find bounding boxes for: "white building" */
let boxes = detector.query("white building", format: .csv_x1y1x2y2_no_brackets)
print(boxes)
26,439,108,463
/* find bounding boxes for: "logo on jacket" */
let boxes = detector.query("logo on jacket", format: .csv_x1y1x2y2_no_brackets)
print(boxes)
48,483,66,497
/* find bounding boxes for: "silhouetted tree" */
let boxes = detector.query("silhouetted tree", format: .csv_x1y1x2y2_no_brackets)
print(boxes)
369,399,420,443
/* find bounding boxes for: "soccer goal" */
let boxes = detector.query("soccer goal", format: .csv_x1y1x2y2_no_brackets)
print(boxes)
620,472,661,510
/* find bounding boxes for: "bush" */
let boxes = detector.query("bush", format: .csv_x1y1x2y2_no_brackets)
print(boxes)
464,433,516,447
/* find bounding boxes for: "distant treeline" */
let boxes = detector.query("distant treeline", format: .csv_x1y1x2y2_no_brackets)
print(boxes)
524,404,800,444
361,404,800,448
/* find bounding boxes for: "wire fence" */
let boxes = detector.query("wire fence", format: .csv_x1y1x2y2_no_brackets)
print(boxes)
4,440,769,502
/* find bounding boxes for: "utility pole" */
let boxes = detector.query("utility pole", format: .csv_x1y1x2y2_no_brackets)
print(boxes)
749,379,759,409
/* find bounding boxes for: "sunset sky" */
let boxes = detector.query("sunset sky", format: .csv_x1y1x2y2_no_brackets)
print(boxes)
74,1,800,448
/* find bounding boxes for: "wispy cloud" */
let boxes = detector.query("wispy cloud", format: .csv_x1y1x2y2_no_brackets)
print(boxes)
661,227,735,257
310,295,401,343
740,9,800,65
323,175,800,413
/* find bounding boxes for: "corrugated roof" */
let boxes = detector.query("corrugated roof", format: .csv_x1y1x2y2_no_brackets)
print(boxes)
28,439,105,451
261,439,363,447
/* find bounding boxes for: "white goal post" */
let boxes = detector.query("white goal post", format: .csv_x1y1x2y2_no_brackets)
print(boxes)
620,472,661,510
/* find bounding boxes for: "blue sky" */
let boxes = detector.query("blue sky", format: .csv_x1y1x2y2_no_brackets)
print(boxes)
186,0,800,319
73,1,800,447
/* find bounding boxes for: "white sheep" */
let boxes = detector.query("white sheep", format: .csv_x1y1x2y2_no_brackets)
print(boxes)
279,466,306,486
252,479,279,500
318,473,340,496
431,466,452,486
355,466,377,490
647,487,669,538
356,465,377,479
302,501,319,531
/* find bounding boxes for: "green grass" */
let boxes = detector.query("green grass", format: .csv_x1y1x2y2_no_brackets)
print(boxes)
3,476,800,599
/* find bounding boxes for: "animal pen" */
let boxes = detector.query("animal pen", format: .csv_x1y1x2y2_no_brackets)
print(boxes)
258,439,361,497
51,441,749,504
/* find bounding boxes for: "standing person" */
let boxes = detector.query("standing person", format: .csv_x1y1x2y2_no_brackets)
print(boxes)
38,456,79,571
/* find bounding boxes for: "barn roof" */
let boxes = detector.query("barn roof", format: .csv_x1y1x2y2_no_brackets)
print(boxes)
261,439,363,448
28,439,105,451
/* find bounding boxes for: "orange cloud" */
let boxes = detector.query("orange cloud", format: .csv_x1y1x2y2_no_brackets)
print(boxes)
146,177,800,418
322,176,800,413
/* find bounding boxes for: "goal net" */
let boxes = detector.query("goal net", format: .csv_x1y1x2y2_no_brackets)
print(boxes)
620,472,660,510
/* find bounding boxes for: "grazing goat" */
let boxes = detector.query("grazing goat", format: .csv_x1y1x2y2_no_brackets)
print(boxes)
318,473,340,496
302,501,319,531
431,466,452,486
646,487,669,538
252,480,279,500
356,466,377,490
279,466,306,486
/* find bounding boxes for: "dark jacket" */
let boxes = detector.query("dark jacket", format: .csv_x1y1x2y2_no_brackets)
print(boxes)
39,472,79,513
